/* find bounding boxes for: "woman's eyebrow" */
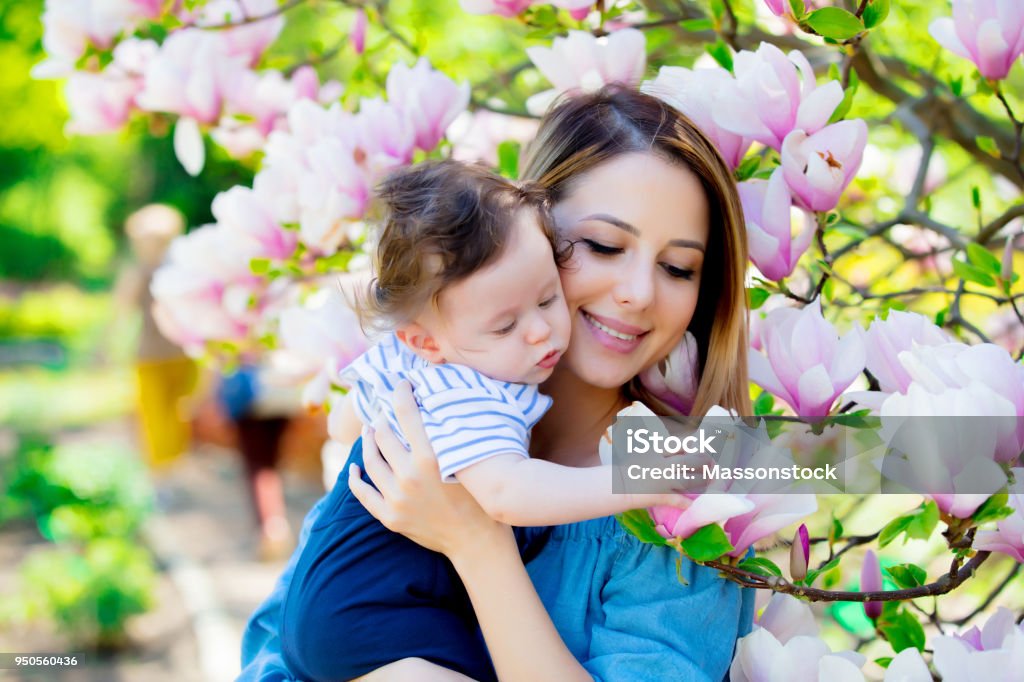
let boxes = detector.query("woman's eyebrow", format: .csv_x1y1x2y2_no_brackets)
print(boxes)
580,213,706,252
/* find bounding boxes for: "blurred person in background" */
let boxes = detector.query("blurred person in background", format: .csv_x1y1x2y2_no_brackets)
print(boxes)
118,204,198,473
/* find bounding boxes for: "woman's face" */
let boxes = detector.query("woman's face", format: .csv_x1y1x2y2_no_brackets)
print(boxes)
551,152,710,390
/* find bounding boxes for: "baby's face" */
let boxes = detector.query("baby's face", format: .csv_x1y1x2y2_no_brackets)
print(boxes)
423,210,571,385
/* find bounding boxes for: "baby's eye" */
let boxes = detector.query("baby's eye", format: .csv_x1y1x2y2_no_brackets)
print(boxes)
662,263,696,280
581,238,623,256
539,294,559,309
493,320,517,336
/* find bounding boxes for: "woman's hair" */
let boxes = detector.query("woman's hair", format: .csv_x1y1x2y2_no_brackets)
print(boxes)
358,159,565,332
521,86,751,416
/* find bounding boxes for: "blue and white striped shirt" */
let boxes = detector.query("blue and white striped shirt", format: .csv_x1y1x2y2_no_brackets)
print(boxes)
339,333,552,481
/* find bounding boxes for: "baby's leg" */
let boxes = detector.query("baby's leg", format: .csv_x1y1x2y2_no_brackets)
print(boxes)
279,443,499,682
354,658,479,682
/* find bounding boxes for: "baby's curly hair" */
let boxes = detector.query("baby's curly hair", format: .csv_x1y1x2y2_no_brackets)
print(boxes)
357,159,569,333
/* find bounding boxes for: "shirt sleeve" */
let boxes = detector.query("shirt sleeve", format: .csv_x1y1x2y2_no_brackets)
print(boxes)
582,545,756,682
417,385,532,482
238,490,330,681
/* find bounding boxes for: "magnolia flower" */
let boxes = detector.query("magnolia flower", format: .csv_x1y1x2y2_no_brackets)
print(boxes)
861,549,882,620
789,523,810,581
64,71,140,134
880,382,1013,517
731,596,866,682
448,109,540,166
195,0,285,67
525,29,646,115
385,58,470,152
973,467,1024,562
351,9,367,55
738,168,814,281
714,43,844,152
863,311,952,394
882,648,932,682
763,0,788,17
641,66,752,169
722,493,819,557
459,0,533,16
355,98,417,171
748,300,865,418
756,593,818,644
932,608,1024,681
781,120,868,213
638,331,699,415
210,186,297,262
929,0,1024,80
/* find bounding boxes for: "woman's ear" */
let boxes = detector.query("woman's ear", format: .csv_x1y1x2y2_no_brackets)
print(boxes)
396,324,445,364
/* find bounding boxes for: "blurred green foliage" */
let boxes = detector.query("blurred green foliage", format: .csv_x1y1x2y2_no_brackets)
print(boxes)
0,434,156,649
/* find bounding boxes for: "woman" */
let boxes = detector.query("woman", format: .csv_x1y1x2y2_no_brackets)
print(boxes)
240,86,755,681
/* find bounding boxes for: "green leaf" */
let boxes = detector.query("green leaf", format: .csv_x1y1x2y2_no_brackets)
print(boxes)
735,155,761,182
976,135,1001,158
862,0,889,29
884,563,926,589
805,7,864,40
250,257,270,275
737,557,783,578
950,76,964,97
973,491,1014,525
826,409,877,429
875,657,894,669
497,140,520,179
967,243,1003,275
753,391,775,416
878,501,938,547
679,18,714,32
709,0,726,21
830,516,844,544
878,607,926,652
747,287,771,309
952,258,997,287
706,39,734,73
680,524,734,562
971,185,982,209
616,509,668,546
934,307,947,327
788,0,806,19
802,556,840,586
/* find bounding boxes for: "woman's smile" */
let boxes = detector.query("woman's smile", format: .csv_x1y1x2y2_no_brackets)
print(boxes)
579,309,649,352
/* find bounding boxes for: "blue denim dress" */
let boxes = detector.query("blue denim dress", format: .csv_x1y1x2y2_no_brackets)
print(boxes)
239,440,754,681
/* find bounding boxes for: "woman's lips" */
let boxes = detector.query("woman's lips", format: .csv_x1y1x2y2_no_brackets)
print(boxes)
537,350,561,369
580,310,647,353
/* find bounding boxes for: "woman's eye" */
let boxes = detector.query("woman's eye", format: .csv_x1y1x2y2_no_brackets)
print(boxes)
581,238,622,256
662,263,696,280
539,295,559,309
493,320,516,336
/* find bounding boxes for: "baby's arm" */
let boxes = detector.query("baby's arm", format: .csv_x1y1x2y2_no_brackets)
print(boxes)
454,455,677,526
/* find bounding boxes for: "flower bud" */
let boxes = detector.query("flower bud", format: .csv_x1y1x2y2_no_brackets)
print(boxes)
352,9,367,56
861,549,883,620
789,523,810,581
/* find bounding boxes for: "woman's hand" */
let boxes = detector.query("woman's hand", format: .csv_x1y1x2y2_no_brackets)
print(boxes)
348,380,514,559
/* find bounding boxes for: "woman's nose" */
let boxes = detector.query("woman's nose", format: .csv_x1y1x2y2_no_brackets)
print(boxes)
612,261,655,310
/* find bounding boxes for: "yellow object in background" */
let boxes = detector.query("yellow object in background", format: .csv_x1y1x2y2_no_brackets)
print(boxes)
134,354,197,468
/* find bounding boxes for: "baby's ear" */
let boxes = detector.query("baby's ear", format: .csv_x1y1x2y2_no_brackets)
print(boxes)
395,324,445,364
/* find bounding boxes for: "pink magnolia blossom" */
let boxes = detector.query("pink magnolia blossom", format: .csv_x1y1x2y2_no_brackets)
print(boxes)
714,43,844,152
64,70,140,134
932,608,1024,681
882,649,931,682
722,493,819,558
275,285,369,410
863,311,952,393
351,9,368,55
763,0,788,17
748,301,865,418
929,0,1024,80
861,549,882,619
757,594,818,644
973,467,1024,562
459,0,534,16
641,66,752,169
781,120,868,213
525,29,646,115
355,98,417,171
789,523,810,581
195,0,285,67
33,0,164,78
211,186,297,261
448,110,540,166
386,58,470,152
551,0,594,20
638,331,699,415
738,168,814,281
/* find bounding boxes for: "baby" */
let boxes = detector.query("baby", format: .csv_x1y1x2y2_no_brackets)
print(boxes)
280,159,679,682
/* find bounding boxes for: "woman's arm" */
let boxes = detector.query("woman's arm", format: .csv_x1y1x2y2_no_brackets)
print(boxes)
348,381,593,682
